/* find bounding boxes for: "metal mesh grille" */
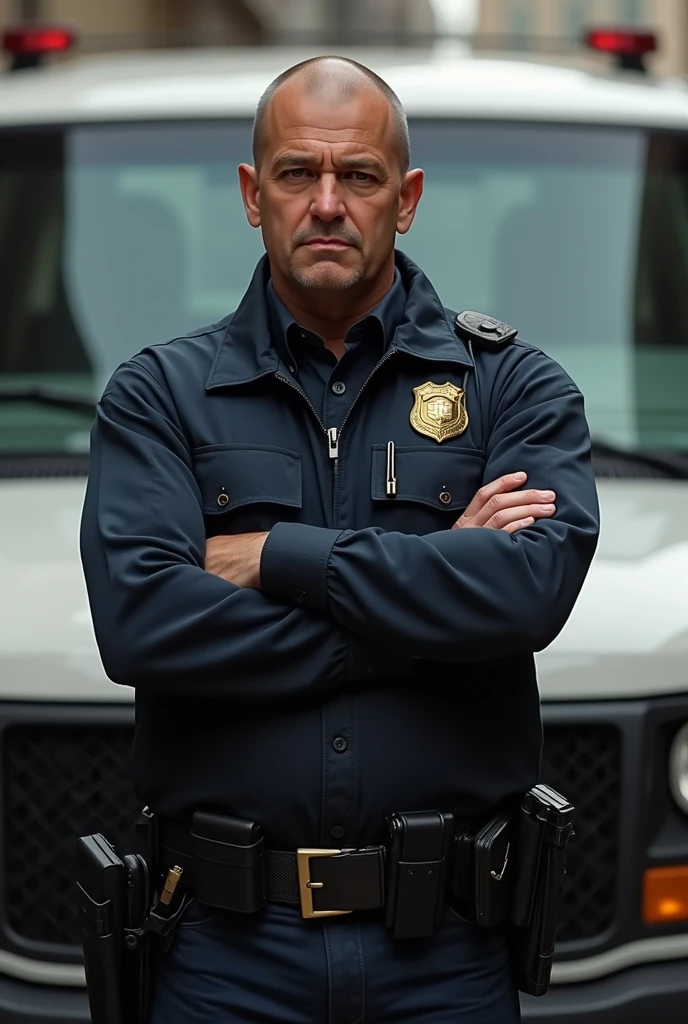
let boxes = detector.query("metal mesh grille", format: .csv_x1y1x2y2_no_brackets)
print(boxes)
540,724,621,943
2,721,620,953
3,725,139,948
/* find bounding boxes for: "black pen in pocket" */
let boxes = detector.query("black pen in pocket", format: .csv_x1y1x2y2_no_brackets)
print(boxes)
386,441,397,497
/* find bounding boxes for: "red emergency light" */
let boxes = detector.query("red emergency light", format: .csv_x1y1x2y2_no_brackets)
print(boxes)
585,26,657,71
2,25,76,70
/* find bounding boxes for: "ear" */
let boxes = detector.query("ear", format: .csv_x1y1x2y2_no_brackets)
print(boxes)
238,164,261,228
397,168,424,235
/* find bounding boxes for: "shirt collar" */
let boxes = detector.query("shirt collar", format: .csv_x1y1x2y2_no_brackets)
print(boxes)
266,267,407,369
206,251,473,390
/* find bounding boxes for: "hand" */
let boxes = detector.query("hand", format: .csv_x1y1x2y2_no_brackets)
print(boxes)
205,533,268,588
452,472,556,535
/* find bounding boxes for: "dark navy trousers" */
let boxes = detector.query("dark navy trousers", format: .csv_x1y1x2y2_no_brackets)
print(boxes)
150,899,521,1023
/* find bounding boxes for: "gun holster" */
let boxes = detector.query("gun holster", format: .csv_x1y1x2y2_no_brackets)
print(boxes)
509,784,575,997
76,809,188,1024
448,785,574,999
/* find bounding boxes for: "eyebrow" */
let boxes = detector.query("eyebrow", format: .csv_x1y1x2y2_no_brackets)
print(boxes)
271,151,387,177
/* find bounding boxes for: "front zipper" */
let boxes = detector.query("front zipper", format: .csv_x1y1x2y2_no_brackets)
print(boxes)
276,349,397,526
275,373,338,520
337,350,397,441
274,373,327,434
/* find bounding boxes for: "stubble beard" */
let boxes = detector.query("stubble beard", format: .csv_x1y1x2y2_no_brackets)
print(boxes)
289,257,366,292
288,229,366,292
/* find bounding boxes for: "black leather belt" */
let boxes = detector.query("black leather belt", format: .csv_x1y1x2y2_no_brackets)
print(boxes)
160,820,386,919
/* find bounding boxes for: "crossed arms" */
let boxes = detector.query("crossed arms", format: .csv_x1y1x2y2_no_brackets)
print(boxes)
80,356,599,702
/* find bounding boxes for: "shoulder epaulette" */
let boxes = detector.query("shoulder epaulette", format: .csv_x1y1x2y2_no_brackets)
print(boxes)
454,310,518,350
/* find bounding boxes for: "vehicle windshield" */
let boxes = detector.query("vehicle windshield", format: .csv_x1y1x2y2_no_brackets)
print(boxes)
1,119,687,458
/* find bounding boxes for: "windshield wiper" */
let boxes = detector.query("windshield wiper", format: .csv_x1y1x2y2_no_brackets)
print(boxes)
591,439,688,480
0,387,96,415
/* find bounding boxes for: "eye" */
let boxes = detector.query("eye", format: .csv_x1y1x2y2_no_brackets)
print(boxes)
347,171,374,182
284,168,311,180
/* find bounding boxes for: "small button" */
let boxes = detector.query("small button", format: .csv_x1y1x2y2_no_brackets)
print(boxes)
333,736,348,753
294,586,306,602
439,491,452,505
330,825,346,840
289,365,296,374
332,381,346,395
217,492,229,507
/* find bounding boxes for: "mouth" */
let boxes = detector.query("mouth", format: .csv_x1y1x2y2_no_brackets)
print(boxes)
302,239,353,252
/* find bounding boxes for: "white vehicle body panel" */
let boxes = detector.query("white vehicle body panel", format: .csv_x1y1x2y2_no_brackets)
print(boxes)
0,49,688,128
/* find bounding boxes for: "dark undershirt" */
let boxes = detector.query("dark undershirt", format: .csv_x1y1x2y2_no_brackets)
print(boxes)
266,268,407,429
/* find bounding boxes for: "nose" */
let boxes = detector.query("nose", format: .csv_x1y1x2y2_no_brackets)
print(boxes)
309,174,346,223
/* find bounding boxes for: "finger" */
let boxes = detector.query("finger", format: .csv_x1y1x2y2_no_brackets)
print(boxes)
485,503,555,530
469,487,556,528
460,472,528,520
503,516,535,535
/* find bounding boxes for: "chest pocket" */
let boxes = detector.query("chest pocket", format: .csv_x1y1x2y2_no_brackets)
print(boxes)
370,445,485,533
193,444,302,535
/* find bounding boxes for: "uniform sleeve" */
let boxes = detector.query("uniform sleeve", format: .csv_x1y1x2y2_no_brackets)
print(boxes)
79,360,411,699
260,350,600,660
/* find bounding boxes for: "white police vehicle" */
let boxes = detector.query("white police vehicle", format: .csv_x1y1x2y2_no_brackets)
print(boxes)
0,21,687,1024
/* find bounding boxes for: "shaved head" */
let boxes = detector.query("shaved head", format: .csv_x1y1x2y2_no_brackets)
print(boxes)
238,52,423,310
252,56,410,173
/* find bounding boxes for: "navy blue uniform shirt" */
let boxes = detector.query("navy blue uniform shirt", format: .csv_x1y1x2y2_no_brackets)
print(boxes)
80,251,600,849
266,268,406,427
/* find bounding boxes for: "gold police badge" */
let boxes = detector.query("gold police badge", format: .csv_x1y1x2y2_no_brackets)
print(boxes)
410,381,468,443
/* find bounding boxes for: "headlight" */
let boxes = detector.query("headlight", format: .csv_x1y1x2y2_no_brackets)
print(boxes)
669,721,688,814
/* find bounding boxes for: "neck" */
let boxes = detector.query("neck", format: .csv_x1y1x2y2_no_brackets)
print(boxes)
271,262,395,357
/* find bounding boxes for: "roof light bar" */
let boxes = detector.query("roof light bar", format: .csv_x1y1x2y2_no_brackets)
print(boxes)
2,25,76,71
585,26,658,72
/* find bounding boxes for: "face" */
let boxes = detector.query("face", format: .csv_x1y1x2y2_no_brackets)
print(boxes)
239,77,424,297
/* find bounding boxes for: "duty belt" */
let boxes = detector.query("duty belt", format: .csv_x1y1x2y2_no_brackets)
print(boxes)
76,785,574,1024
161,820,387,918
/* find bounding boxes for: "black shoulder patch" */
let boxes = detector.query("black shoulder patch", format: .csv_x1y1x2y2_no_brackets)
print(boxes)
455,311,518,350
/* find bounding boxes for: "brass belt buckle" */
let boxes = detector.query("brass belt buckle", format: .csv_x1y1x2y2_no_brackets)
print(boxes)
296,849,353,919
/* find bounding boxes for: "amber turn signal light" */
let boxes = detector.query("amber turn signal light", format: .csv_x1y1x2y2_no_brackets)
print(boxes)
643,866,688,924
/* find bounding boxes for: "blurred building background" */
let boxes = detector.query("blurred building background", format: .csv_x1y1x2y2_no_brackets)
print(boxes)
0,0,686,73
477,1,688,75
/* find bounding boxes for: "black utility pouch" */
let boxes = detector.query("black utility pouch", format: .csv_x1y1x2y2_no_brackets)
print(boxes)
385,810,454,939
450,814,514,928
474,814,514,928
510,785,575,998
192,812,266,913
450,827,475,919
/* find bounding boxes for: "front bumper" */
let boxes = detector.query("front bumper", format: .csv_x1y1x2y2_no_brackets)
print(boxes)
520,959,688,1023
0,976,88,1023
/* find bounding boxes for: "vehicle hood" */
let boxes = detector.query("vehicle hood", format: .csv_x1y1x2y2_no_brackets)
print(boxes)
538,479,688,700
1,477,686,702
0,478,128,702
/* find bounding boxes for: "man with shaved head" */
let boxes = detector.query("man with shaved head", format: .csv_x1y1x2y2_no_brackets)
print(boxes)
81,55,598,1024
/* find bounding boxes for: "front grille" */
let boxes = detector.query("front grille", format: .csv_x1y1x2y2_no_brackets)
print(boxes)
3,725,139,948
2,720,620,957
540,724,621,943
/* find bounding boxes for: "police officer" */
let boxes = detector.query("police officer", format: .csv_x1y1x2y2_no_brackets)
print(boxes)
80,56,599,1024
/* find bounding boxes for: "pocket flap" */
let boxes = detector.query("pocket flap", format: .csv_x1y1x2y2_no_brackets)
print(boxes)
371,446,484,512
193,445,302,515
